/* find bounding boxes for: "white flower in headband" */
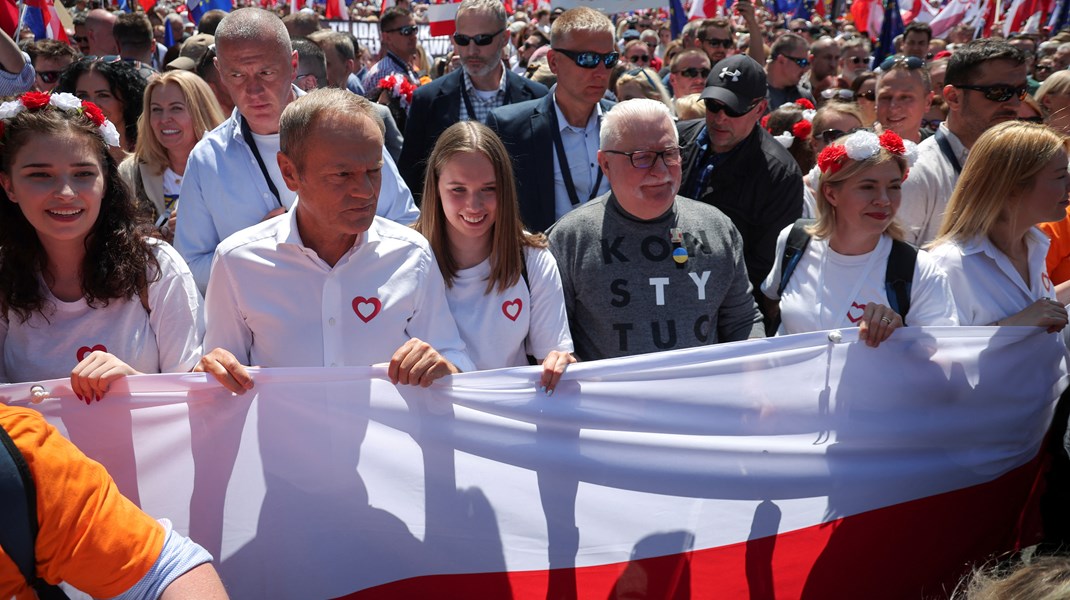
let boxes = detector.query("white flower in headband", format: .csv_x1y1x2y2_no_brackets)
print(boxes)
49,92,82,111
774,131,794,148
0,91,122,147
0,100,23,120
843,130,882,161
99,120,121,147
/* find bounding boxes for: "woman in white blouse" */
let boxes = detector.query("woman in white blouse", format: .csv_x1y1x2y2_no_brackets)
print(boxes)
928,121,1070,331
762,129,958,346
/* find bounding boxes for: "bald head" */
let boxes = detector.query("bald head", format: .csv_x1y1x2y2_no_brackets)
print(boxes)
86,9,118,56
215,7,292,59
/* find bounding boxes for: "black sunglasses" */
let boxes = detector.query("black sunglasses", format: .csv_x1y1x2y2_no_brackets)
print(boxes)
1036,65,1054,72
453,28,504,46
37,70,62,83
817,127,865,144
553,48,619,69
847,55,868,65
857,89,876,101
674,67,711,78
954,83,1028,102
879,54,925,71
702,38,734,49
602,147,682,169
704,98,761,118
780,54,810,68
628,54,651,63
384,24,418,36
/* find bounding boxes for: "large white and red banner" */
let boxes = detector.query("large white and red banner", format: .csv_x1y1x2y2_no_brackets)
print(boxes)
5,327,1068,599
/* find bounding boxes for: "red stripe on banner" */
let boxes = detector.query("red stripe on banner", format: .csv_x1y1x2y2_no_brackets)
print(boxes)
334,456,1044,600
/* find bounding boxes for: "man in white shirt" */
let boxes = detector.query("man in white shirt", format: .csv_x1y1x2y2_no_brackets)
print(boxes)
197,89,474,392
899,39,1026,246
175,8,417,293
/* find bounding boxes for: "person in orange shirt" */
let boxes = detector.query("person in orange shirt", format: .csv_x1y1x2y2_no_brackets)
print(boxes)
0,405,227,600
1040,206,1070,299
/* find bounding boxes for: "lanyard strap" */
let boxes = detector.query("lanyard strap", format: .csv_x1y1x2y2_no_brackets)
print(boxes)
240,117,283,209
548,107,603,207
388,52,417,82
934,128,962,175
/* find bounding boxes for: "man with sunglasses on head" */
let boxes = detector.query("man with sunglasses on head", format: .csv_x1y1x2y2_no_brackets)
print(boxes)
487,7,616,232
399,0,547,202
25,39,78,93
548,98,763,361
875,54,933,143
362,6,420,92
766,33,816,110
898,39,1027,246
678,54,803,331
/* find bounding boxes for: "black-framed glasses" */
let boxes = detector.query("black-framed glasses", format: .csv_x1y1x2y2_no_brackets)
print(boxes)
818,127,865,144
702,37,734,48
70,34,86,44
553,48,619,69
1036,64,1054,73
704,98,761,118
847,55,868,65
954,83,1028,102
628,54,651,63
37,70,62,83
453,28,504,46
780,54,810,68
673,67,711,79
857,89,876,101
384,24,418,36
603,147,682,168
879,54,925,71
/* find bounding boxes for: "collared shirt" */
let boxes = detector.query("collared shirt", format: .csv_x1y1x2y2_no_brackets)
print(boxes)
361,51,419,95
459,66,507,124
0,51,35,97
899,122,968,246
929,228,1055,326
175,102,419,294
551,90,609,220
204,211,474,372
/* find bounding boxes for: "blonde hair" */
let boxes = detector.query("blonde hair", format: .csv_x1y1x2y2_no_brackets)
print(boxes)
1036,70,1070,114
954,556,1070,600
674,93,705,120
133,70,225,175
615,66,675,115
811,145,908,240
929,121,1070,248
549,6,613,47
414,121,546,293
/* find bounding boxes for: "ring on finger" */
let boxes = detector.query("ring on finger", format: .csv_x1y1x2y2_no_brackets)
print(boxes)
880,316,892,324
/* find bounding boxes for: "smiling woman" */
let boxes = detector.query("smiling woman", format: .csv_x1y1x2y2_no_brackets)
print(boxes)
55,58,146,158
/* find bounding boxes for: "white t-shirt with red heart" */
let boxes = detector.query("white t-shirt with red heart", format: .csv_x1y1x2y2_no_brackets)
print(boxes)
761,228,958,335
0,240,204,383
445,245,574,370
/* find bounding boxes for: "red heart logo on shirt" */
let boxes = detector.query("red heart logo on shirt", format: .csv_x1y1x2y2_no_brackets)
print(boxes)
502,299,523,321
352,296,382,323
1043,273,1053,292
846,302,867,324
76,344,108,362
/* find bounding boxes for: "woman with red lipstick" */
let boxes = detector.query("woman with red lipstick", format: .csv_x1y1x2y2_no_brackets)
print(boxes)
414,121,576,394
120,71,225,243
761,129,957,346
928,121,1070,331
0,91,203,401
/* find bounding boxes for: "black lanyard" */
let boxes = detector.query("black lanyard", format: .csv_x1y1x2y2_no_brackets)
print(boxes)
548,106,603,207
387,52,417,82
934,128,963,174
240,117,283,209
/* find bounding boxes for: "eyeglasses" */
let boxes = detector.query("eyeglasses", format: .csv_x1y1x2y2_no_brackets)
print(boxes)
704,98,761,118
37,70,62,84
780,54,810,68
552,48,619,69
603,147,682,168
1036,65,1054,73
628,54,651,63
384,25,418,36
857,89,876,101
817,127,865,144
821,88,854,100
847,55,868,65
453,28,504,46
702,38,734,49
921,118,942,132
879,54,925,71
70,34,86,43
954,83,1028,102
673,67,711,78
1019,115,1045,124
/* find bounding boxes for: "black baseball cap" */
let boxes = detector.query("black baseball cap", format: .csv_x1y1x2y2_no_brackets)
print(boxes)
700,55,768,114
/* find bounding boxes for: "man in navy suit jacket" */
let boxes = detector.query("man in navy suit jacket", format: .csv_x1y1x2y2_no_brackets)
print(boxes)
486,7,618,233
399,0,548,202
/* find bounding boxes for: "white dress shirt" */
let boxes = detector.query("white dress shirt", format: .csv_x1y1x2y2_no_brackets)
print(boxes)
551,92,610,220
899,123,967,246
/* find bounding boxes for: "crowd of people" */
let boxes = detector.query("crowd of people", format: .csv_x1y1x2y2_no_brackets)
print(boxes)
3,0,1070,596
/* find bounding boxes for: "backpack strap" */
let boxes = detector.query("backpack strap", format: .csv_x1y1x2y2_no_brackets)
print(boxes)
777,219,817,297
884,239,918,325
0,422,69,599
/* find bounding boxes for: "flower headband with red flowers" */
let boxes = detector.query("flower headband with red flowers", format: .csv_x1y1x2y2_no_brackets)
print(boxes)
769,101,818,149
816,129,918,175
0,91,121,147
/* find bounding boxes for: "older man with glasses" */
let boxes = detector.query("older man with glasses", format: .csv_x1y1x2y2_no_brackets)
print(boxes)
548,98,763,361
678,54,803,333
765,33,816,109
899,39,1027,245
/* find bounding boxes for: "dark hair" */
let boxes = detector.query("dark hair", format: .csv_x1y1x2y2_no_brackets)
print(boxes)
945,39,1025,86
0,105,158,322
381,7,411,32
903,21,932,42
25,39,80,63
113,12,154,52
198,9,227,35
764,104,816,173
55,59,146,150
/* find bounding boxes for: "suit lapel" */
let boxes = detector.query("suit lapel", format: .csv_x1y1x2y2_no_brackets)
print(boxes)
531,95,556,229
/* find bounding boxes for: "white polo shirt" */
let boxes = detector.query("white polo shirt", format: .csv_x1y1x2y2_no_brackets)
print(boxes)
929,228,1056,326
204,210,474,371
898,123,967,246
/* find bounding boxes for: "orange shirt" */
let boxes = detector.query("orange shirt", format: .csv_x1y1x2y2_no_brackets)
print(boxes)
0,406,164,600
1040,207,1070,285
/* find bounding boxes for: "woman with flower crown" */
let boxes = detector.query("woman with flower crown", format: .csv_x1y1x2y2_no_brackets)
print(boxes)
760,129,958,347
0,91,203,402
928,121,1070,332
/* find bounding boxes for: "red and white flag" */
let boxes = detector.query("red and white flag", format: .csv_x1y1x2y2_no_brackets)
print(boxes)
325,0,347,20
427,1,460,37
14,328,1067,599
929,0,976,37
688,0,720,19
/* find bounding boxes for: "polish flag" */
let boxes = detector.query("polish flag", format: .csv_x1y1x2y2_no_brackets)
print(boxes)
1004,0,1043,34
688,0,720,19
325,0,347,20
428,1,460,37
929,0,975,37
19,328,1067,599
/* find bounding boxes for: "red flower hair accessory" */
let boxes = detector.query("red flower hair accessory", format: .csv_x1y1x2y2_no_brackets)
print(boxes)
794,98,815,110
817,144,848,174
20,92,50,110
0,92,120,146
791,119,812,140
